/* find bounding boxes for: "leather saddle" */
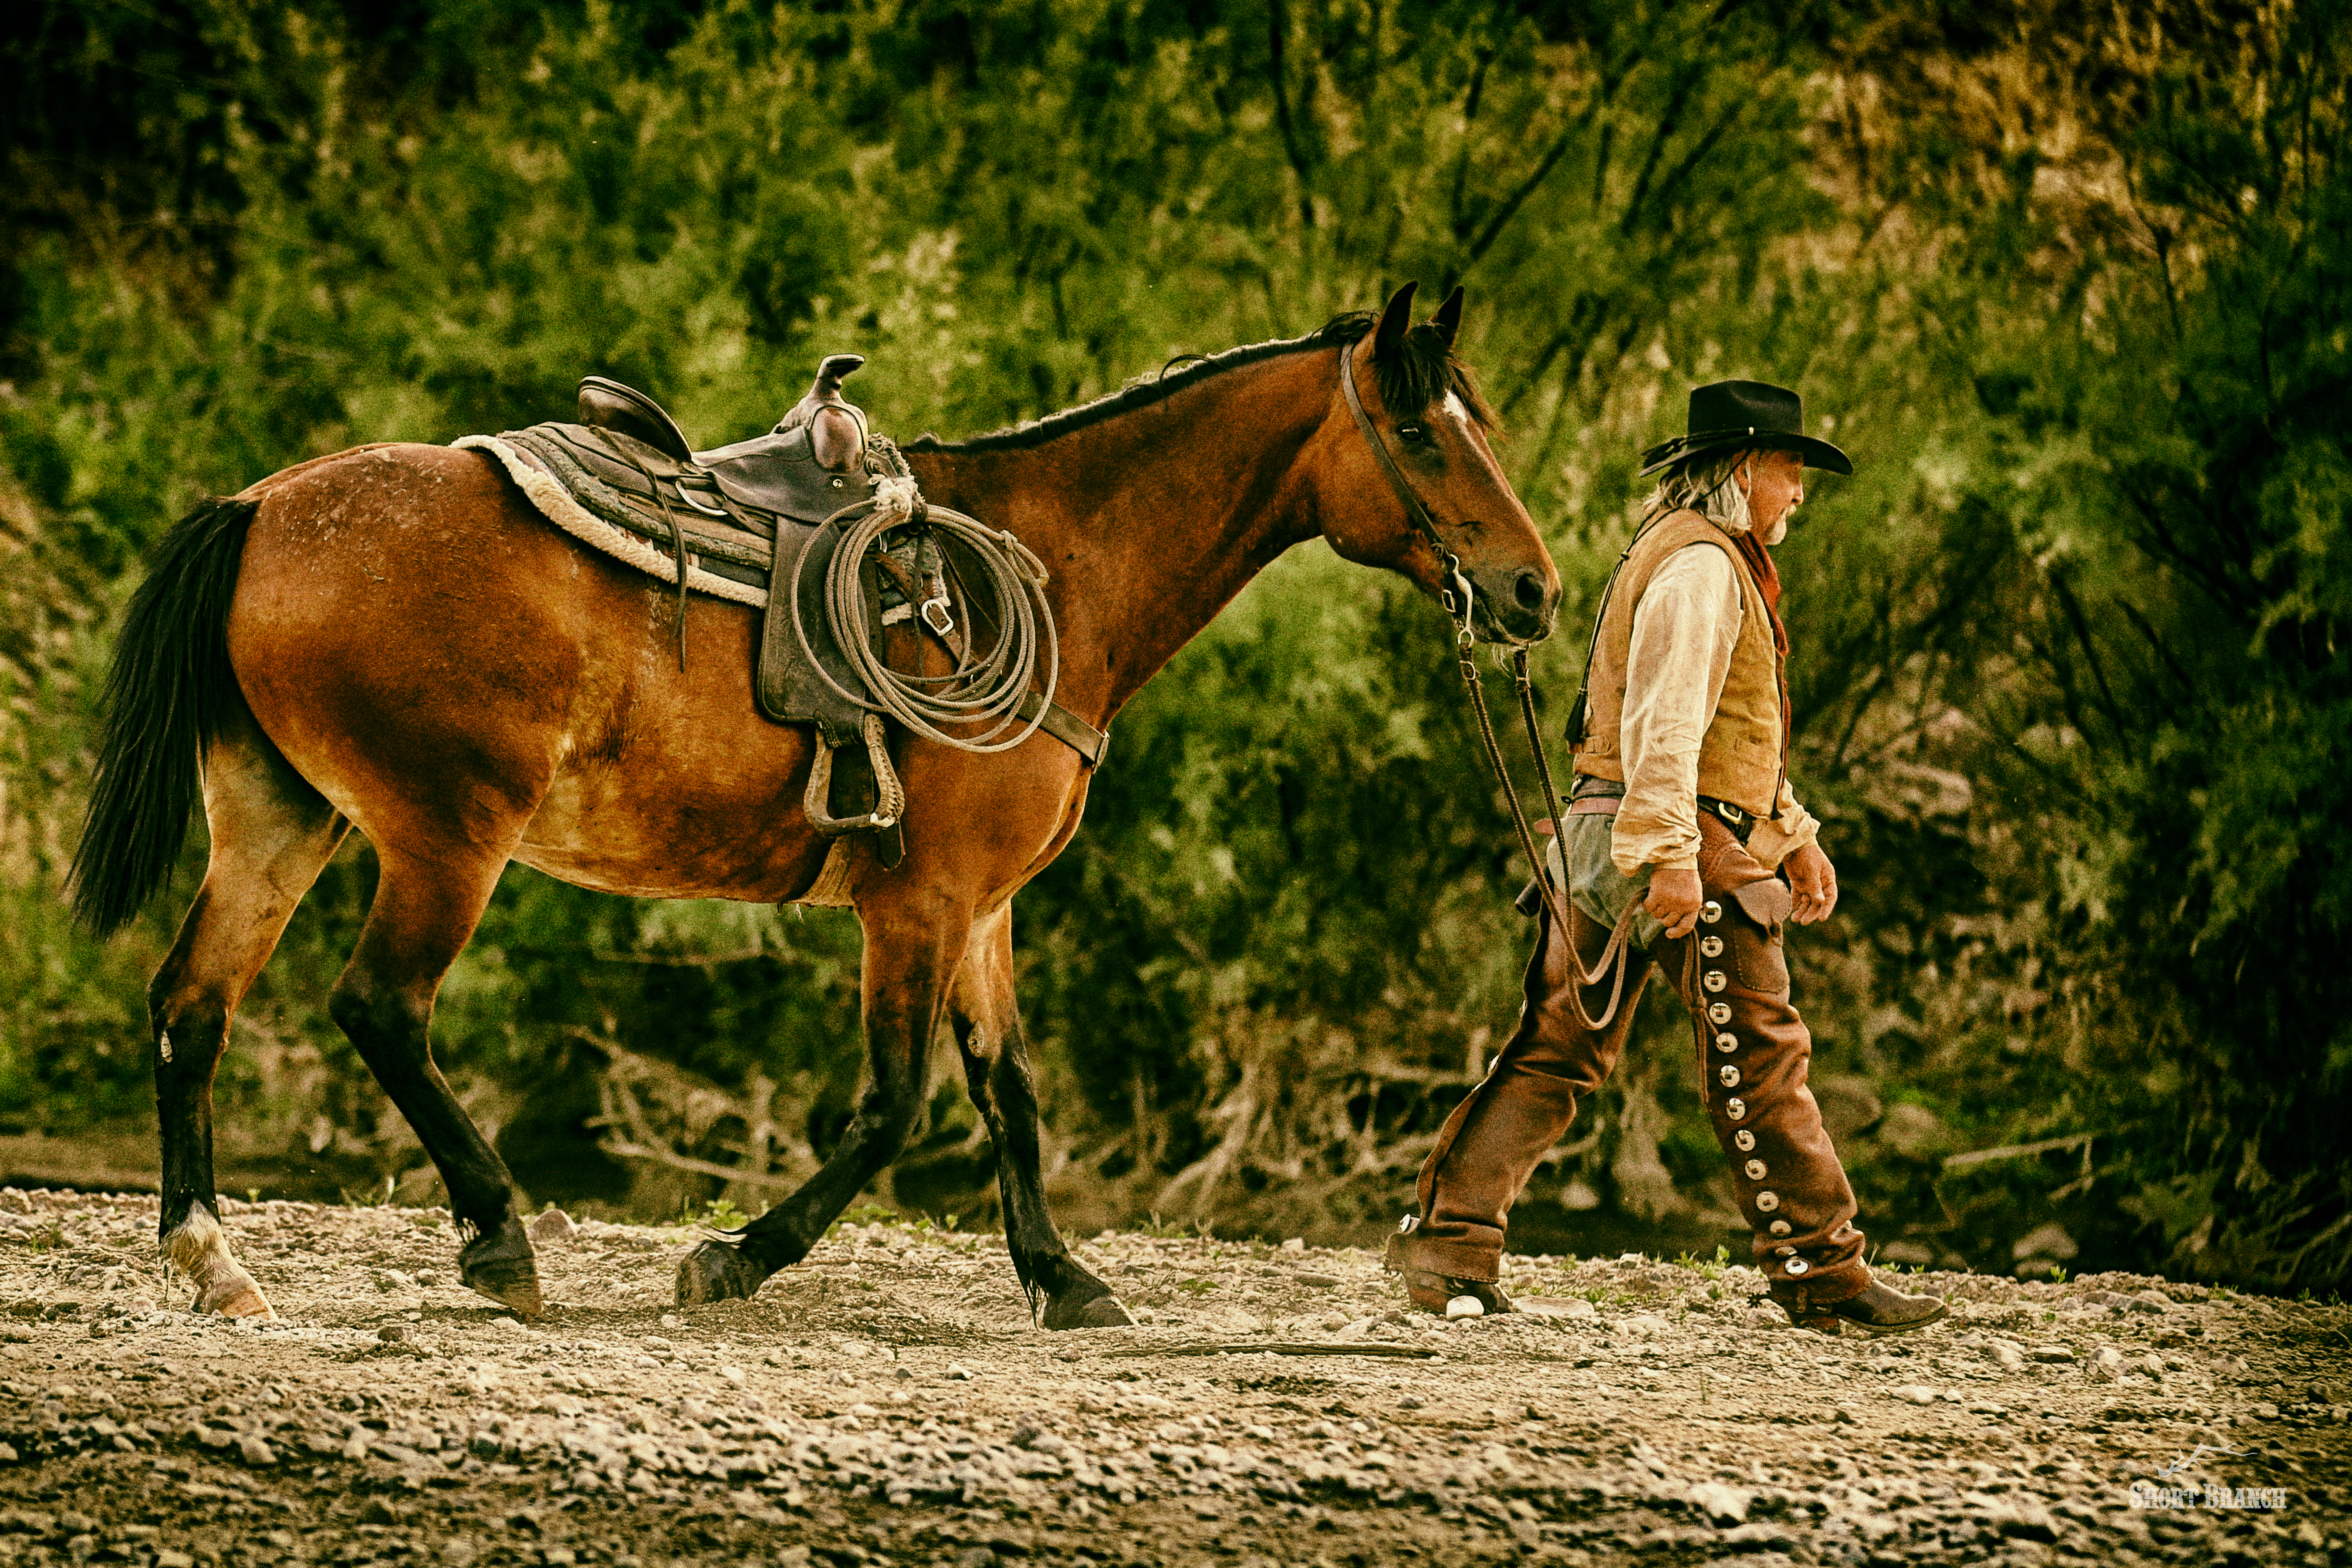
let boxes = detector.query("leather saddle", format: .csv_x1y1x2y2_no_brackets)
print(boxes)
572,353,880,534
498,356,920,858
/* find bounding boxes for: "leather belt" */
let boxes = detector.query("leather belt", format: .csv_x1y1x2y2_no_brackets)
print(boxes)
1699,795,1757,845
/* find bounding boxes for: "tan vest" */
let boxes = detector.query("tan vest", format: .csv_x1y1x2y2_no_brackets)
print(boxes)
1572,508,1783,818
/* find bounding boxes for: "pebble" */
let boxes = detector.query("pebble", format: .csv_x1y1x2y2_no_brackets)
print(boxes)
1446,1296,1484,1319
1688,1481,1752,1524
528,1210,576,1245
2028,1345,2076,1363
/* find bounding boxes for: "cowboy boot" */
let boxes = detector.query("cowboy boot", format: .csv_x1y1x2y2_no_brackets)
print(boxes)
1781,1276,1951,1337
1389,1264,1516,1316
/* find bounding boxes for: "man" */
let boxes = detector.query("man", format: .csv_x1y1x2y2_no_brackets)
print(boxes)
1386,380,1946,1337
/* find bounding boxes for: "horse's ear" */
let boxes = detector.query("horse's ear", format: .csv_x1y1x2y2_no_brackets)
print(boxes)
1432,285,1464,350
1373,282,1419,365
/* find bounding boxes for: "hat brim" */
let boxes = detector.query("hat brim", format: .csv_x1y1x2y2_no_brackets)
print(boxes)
1638,432,1852,479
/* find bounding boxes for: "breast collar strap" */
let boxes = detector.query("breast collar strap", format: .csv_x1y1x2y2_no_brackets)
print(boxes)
1339,345,1475,628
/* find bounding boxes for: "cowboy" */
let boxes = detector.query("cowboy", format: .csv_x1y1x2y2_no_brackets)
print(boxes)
1386,381,1947,1337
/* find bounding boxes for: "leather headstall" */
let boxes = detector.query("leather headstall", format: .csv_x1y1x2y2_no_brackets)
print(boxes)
1338,345,1474,624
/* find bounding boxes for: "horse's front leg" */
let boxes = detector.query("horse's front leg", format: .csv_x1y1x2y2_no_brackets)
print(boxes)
675,892,964,1305
949,903,1130,1328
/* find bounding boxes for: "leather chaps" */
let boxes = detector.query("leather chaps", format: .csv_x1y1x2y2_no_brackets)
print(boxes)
1388,813,1870,1307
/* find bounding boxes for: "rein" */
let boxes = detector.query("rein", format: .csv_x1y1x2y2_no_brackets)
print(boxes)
1340,344,1634,1023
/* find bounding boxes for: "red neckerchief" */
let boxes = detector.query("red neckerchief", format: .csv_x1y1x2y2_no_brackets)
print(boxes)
1730,527,1793,758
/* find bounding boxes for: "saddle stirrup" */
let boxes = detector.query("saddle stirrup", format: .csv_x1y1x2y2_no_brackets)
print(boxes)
803,713,906,838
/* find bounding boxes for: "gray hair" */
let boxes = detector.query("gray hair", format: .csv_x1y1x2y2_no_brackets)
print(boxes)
1648,449,1757,534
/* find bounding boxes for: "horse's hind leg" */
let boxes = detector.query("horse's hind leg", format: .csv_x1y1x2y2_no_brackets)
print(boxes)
152,713,348,1319
949,906,1129,1329
328,844,544,1316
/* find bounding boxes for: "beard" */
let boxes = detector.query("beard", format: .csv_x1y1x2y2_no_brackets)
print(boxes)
1762,513,1790,546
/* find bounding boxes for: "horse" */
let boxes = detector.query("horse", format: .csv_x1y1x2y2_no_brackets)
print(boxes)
69,283,1559,1330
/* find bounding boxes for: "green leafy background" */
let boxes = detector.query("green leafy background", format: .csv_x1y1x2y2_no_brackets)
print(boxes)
3,0,2346,1291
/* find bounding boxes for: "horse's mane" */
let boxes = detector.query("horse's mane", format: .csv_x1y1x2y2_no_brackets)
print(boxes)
904,309,1496,455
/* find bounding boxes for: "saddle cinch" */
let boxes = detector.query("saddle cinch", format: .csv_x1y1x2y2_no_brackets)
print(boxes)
484,355,1106,868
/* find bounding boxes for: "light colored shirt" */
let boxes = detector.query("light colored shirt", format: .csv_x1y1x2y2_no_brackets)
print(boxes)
1612,544,1819,875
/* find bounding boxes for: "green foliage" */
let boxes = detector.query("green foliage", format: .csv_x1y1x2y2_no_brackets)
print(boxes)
0,0,2346,1290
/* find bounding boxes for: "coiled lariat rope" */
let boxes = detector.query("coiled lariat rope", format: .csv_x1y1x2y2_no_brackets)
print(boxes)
791,476,1061,754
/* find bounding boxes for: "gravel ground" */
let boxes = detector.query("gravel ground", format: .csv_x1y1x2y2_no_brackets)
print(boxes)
2,1188,2347,1567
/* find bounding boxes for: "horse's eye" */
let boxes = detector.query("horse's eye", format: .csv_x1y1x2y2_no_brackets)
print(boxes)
1397,424,1427,444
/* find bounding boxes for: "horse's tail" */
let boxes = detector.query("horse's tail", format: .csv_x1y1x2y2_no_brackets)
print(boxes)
69,496,259,936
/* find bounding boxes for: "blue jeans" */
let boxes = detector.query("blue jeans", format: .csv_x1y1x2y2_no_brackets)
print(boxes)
1557,812,1665,951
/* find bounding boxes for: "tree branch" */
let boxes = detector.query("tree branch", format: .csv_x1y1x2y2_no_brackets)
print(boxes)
1267,0,1316,230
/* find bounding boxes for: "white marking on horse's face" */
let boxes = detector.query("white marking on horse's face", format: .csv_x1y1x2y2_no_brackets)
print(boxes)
1442,392,1472,429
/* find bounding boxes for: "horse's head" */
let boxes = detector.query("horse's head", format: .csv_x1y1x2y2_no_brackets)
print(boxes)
1315,284,1559,645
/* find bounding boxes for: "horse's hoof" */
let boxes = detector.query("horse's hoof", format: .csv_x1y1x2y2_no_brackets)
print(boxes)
676,1240,769,1306
163,1203,276,1321
1042,1288,1133,1331
193,1271,276,1322
460,1215,545,1319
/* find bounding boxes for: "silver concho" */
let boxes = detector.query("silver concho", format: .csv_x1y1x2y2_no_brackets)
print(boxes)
1744,1159,1768,1180
1707,1003,1733,1026
1726,1098,1747,1121
1768,1219,1791,1237
1718,1065,1741,1088
1785,1259,1809,1276
1755,1191,1781,1213
1700,900,1723,924
1700,935,1724,958
1703,970,1728,994
1715,1032,1739,1053
1733,1130,1756,1152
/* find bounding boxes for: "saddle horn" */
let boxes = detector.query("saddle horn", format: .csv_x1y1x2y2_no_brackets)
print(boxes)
779,353,872,473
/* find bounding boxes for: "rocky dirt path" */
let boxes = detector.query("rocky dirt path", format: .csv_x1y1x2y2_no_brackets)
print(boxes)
2,1190,2346,1567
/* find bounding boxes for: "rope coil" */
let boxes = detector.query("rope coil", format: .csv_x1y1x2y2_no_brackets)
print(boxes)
790,478,1060,754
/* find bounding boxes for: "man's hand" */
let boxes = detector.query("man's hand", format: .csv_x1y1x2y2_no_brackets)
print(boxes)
1785,841,1839,925
1643,866,1704,940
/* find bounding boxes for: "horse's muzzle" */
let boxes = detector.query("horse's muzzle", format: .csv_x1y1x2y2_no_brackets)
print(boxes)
1468,564,1559,645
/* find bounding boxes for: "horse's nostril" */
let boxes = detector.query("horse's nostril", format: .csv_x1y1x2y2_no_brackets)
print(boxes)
1513,571,1548,611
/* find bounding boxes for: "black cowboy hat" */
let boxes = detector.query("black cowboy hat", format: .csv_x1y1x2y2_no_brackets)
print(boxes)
1638,380,1852,478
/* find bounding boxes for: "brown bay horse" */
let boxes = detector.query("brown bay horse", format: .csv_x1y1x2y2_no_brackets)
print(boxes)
70,284,1559,1329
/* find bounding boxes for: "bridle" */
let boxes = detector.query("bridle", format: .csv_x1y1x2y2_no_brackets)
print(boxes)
1337,341,1580,941
1338,341,1476,624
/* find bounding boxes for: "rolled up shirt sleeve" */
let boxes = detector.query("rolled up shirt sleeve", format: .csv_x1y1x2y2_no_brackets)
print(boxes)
1612,545,1742,875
